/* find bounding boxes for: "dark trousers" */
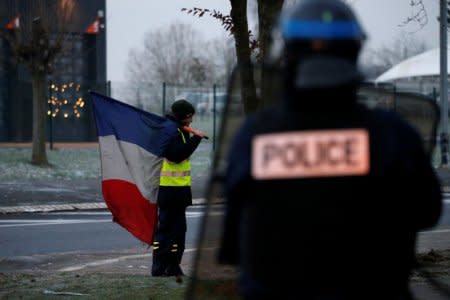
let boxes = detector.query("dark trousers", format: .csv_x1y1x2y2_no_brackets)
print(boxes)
151,204,187,276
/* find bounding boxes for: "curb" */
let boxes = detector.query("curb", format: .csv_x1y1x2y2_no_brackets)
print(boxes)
0,198,208,214
0,202,107,214
1,186,448,214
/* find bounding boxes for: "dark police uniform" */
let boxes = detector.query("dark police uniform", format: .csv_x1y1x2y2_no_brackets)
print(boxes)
218,0,442,298
151,114,202,277
219,89,442,299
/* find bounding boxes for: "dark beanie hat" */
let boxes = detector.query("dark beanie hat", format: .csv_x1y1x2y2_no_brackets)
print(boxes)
171,99,195,120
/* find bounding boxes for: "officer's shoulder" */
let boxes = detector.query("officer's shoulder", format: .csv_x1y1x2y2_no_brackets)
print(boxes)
369,107,421,137
370,107,410,124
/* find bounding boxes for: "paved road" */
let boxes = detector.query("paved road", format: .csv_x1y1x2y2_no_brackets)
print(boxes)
0,201,448,265
0,205,226,274
0,207,207,257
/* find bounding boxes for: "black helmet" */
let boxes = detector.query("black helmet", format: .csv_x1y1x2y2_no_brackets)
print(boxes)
277,0,366,88
171,99,195,121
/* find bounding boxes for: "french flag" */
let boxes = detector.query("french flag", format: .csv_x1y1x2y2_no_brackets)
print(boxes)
90,92,178,245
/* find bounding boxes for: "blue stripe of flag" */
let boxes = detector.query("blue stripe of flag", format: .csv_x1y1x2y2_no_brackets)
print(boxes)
90,91,178,156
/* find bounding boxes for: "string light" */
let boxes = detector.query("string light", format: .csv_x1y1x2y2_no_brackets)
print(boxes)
47,82,85,119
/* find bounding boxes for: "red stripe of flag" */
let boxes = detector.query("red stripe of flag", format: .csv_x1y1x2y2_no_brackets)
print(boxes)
102,179,158,245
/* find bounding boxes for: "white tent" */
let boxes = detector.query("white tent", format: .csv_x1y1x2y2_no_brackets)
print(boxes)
374,47,450,83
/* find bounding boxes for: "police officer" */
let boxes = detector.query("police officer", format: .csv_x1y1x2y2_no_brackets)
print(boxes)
218,0,442,299
151,99,205,277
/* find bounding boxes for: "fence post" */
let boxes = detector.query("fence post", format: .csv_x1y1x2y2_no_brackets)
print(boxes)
440,0,449,166
106,80,111,97
48,80,53,150
162,82,166,115
213,84,217,151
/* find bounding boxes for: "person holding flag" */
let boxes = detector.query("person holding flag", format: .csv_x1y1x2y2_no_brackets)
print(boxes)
91,92,205,277
152,99,206,277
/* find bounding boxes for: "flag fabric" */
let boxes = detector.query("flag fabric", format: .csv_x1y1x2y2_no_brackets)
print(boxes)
90,91,178,245
5,15,20,30
85,17,99,34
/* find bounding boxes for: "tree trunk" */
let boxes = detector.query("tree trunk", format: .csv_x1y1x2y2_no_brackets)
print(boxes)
258,0,284,108
230,0,259,113
31,72,49,165
257,0,283,62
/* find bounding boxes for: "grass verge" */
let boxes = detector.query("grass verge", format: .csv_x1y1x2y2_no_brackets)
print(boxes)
0,273,187,300
0,144,212,181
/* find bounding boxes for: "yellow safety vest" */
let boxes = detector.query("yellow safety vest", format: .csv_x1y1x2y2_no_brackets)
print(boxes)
159,128,192,187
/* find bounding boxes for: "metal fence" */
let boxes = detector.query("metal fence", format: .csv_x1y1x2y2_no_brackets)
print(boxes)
0,79,228,144
109,81,227,149
0,77,442,154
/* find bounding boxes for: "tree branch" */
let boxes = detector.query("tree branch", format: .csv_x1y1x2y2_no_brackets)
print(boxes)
399,0,428,32
181,7,259,55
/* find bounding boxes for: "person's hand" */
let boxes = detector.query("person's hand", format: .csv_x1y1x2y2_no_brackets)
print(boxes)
182,126,208,139
192,129,206,138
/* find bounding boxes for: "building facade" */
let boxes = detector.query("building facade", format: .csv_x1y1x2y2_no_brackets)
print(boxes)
0,0,107,142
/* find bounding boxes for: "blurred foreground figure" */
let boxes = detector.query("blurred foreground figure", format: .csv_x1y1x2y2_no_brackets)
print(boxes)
218,0,442,299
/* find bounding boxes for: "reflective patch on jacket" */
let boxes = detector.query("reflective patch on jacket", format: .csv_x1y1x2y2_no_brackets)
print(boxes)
160,128,192,186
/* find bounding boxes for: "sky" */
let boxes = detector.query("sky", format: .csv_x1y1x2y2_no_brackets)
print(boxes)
106,0,441,82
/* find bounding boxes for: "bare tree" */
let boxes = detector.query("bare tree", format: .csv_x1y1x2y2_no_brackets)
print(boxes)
399,0,428,32
204,36,237,86
2,0,77,165
124,22,235,112
125,22,215,86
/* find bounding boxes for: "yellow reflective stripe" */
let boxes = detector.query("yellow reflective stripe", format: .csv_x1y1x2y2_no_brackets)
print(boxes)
177,128,186,143
160,170,191,177
160,176,191,186
152,241,159,249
